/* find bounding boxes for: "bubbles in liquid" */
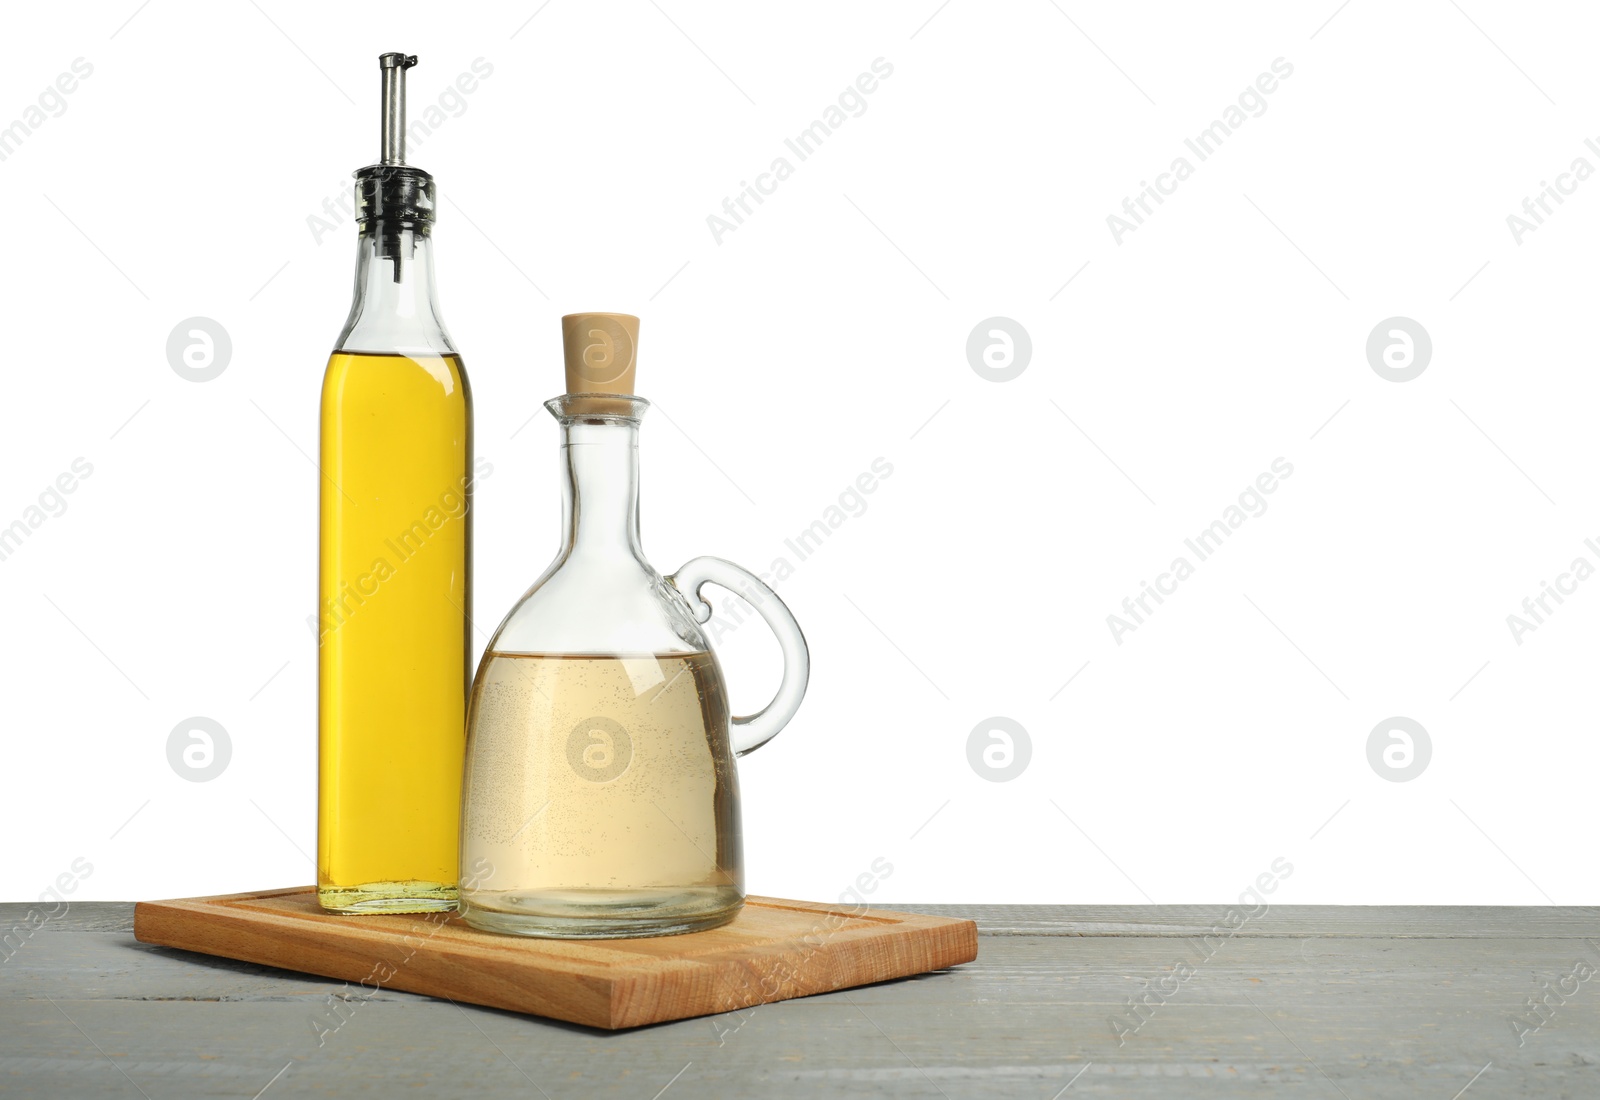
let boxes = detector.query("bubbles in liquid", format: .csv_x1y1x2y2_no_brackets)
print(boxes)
459,651,743,936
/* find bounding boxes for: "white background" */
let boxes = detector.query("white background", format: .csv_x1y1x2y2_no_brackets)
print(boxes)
3,0,1594,907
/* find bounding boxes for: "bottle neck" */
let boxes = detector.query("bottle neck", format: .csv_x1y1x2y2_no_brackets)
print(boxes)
559,418,645,562
334,220,456,355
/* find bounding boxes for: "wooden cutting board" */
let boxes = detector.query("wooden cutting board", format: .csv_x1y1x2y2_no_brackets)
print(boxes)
133,887,977,1030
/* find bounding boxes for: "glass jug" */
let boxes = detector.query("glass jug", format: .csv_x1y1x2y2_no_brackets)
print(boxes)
458,313,809,938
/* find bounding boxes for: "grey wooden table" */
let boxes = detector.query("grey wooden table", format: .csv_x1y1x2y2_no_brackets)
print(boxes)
3,903,1597,1098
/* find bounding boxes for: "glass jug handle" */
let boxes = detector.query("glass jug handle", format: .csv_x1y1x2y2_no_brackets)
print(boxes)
667,556,809,756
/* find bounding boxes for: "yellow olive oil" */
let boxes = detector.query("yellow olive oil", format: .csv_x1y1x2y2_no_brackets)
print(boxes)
317,351,471,912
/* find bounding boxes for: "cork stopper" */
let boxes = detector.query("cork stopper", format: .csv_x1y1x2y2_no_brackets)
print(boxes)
562,313,639,395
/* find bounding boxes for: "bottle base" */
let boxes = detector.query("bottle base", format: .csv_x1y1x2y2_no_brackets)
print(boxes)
318,881,459,914
458,886,742,939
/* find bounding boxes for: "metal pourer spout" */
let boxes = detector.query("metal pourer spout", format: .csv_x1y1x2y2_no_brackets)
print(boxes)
379,53,418,166
358,53,433,284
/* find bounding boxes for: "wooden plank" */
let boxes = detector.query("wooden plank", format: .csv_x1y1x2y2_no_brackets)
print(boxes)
19,902,1600,938
6,904,1599,1098
897,903,1600,938
128,888,977,1030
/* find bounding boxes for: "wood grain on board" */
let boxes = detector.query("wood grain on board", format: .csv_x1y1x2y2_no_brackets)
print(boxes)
131,887,978,1030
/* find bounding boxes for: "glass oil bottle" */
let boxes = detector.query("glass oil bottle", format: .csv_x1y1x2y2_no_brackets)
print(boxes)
458,314,810,938
317,53,472,912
